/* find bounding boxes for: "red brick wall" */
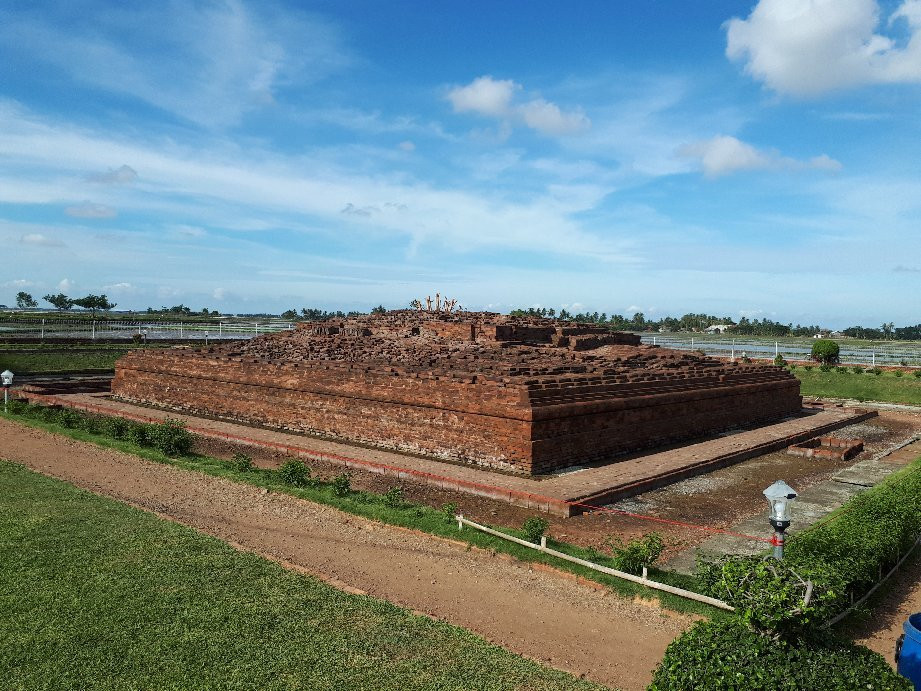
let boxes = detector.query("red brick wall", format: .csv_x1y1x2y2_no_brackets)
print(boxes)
112,348,802,475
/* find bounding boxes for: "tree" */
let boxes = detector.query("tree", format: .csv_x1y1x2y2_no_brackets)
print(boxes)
280,309,298,320
71,293,116,317
43,293,74,310
15,291,38,308
811,339,840,365
881,322,894,340
371,304,387,314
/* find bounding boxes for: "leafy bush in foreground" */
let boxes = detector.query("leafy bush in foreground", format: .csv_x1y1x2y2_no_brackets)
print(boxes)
606,532,665,575
649,619,909,690
696,556,844,634
522,516,549,543
279,459,312,487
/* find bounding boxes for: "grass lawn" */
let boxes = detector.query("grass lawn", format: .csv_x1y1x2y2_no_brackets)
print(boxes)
0,460,601,691
0,349,128,373
793,368,921,405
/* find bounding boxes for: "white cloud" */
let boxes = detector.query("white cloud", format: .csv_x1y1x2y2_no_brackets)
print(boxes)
65,201,118,218
212,287,227,300
104,282,134,291
398,140,415,152
21,233,64,247
726,0,921,96
3,279,34,288
58,278,75,292
89,164,138,184
680,135,842,177
446,75,590,136
3,3,349,128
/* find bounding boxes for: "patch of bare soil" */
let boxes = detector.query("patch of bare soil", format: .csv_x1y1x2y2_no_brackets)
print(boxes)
1,417,693,691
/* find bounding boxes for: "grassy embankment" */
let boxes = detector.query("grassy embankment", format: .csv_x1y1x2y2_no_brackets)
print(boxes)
0,348,128,373
0,460,601,691
1,402,721,618
793,367,921,406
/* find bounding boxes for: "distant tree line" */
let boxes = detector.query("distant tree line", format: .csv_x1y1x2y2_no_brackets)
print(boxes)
510,307,921,340
11,290,118,316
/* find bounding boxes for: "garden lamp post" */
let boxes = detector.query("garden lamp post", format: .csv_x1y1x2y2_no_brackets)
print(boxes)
764,480,797,560
2,369,13,413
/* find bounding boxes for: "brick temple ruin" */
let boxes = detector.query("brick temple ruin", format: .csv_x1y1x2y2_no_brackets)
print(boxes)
111,311,803,475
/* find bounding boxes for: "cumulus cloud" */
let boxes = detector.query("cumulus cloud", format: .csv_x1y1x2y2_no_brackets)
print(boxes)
89,164,138,184
21,233,64,247
726,0,921,95
104,282,134,291
398,140,415,152
446,75,590,136
58,278,75,292
680,135,842,178
3,279,34,288
65,201,117,218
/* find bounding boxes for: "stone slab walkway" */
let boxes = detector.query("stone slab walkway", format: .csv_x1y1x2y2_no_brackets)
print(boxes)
24,391,873,518
664,436,921,574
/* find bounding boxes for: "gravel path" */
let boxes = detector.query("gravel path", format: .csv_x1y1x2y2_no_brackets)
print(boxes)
0,418,692,691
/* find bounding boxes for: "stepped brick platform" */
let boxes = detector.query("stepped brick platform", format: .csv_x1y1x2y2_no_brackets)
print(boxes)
111,311,803,475
787,436,864,461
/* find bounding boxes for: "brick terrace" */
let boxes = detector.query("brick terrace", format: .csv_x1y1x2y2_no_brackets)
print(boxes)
110,311,804,475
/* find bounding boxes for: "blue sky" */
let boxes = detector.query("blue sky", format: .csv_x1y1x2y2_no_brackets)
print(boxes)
2,0,920,326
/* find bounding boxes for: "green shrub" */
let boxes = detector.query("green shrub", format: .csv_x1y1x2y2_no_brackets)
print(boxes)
788,363,797,370
915,369,921,378
148,418,193,456
278,459,312,487
810,339,840,365
228,452,254,472
101,415,131,439
697,555,845,634
803,365,813,371
773,354,786,366
868,366,883,376
55,408,83,429
383,486,404,508
606,532,665,575
331,472,351,497
649,619,909,690
852,366,863,374
834,366,847,374
895,370,904,377
440,502,458,523
126,421,152,446
522,516,549,543
818,363,833,372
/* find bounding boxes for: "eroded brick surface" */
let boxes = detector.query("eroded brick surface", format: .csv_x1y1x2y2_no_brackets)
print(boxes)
111,312,802,474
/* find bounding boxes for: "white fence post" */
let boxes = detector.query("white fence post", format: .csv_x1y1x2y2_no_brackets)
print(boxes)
92,320,95,340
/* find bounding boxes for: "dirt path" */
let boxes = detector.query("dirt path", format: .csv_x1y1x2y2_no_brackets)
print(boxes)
847,546,921,668
1,418,692,691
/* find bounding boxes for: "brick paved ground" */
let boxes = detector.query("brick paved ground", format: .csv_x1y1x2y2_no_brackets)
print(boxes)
31,392,872,518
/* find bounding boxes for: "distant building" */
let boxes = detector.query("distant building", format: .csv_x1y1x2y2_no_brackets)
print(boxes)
705,324,732,334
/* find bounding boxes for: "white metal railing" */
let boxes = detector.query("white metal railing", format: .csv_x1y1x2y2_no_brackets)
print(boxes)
0,319,295,341
456,514,734,611
642,335,921,368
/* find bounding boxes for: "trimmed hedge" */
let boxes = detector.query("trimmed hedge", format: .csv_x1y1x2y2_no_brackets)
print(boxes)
649,619,910,690
699,460,921,627
786,460,921,594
